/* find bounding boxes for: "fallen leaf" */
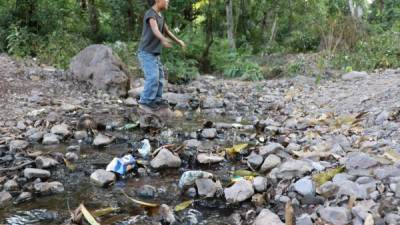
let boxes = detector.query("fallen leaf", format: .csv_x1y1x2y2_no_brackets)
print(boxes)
121,190,158,208
92,207,120,217
63,158,76,172
383,149,400,162
231,169,259,177
231,175,255,183
80,204,101,225
225,143,248,157
313,167,345,186
117,122,140,131
174,200,194,212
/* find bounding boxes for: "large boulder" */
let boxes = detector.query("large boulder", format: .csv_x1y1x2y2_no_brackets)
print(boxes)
69,45,130,96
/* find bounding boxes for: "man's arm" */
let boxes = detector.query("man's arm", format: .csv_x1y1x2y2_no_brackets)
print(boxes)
164,23,186,48
149,18,172,48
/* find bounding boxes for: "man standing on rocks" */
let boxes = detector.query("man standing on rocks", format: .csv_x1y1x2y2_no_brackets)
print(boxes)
138,0,186,110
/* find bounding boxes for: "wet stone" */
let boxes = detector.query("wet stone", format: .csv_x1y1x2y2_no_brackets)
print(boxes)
9,140,29,152
201,128,217,139
28,131,45,142
150,148,181,169
34,181,64,195
197,153,224,164
184,139,201,149
0,191,12,207
247,152,264,170
50,123,70,137
42,133,60,145
74,130,88,140
138,185,156,198
90,169,116,187
253,209,284,225
259,142,284,156
14,192,32,204
296,214,313,225
93,133,113,146
35,156,59,169
224,179,254,203
65,152,79,162
195,178,218,197
24,168,51,179
252,176,268,192
4,180,19,192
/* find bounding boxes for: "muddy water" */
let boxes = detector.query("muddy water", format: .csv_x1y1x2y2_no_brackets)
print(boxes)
1,116,253,225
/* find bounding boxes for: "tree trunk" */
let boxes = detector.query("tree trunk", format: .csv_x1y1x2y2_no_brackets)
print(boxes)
225,0,236,50
199,0,214,73
127,0,135,38
79,0,87,10
88,0,100,42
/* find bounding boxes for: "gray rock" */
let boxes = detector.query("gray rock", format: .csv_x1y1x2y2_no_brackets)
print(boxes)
93,133,113,146
159,204,176,224
201,128,217,139
66,145,80,153
296,214,313,225
247,152,264,169
65,152,79,162
184,139,202,149
342,71,368,80
28,131,45,142
286,143,301,152
317,181,339,198
195,178,218,197
124,97,138,106
259,143,284,156
14,192,32,204
163,92,191,106
351,200,376,220
24,168,51,179
332,173,356,183
46,111,60,123
61,103,79,112
374,166,400,179
271,160,313,179
224,179,254,203
150,148,181,169
9,140,29,152
395,183,400,197
318,207,352,225
294,177,315,196
376,110,390,125
50,123,70,137
90,169,116,187
35,156,59,169
253,209,284,225
34,181,64,195
252,176,268,192
197,153,224,164
385,213,400,225
138,185,156,198
16,121,26,130
74,130,88,140
70,44,130,96
128,86,144,99
0,191,12,207
4,180,19,192
335,180,368,199
42,133,60,145
202,97,224,109
344,152,378,170
260,154,281,172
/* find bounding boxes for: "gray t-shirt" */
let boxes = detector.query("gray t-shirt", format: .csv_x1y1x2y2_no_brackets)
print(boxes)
138,9,165,55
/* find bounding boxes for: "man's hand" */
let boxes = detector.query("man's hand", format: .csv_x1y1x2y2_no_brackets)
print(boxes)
177,39,186,49
161,38,173,48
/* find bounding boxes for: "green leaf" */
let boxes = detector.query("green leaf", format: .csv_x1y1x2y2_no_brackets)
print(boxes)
174,200,194,212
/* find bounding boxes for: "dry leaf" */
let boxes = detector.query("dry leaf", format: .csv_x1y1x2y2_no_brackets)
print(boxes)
174,200,194,212
121,190,159,208
285,201,295,225
92,207,120,217
313,167,345,186
225,143,248,157
80,204,101,225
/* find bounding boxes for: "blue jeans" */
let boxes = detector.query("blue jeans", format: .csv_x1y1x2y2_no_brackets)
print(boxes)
137,51,165,104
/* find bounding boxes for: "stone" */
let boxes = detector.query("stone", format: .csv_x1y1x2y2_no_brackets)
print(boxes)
50,123,70,137
34,181,64,195
14,192,32,204
247,152,264,169
128,87,144,98
374,166,400,180
9,140,29,152
65,152,79,162
28,131,45,142
197,153,224,164
271,160,313,179
335,180,368,199
351,200,376,220
90,169,116,187
294,177,315,196
163,92,191,106
124,97,138,106
24,168,51,179
376,110,390,125
251,193,266,206
201,97,224,109
342,71,368,80
259,143,284,156
385,213,400,225
93,133,113,146
46,112,60,123
69,44,130,96
296,214,313,225
42,133,60,145
61,103,79,112
67,145,80,153
4,180,19,192
253,209,284,225
195,178,218,197
318,207,352,225
344,152,378,170
74,130,88,140
0,191,12,207
16,121,26,130
35,156,59,169
224,179,254,203
317,181,339,198
138,185,156,198
159,204,176,224
151,148,181,169
260,154,281,172
252,176,268,192
184,139,202,149
332,173,356,183
201,128,217,139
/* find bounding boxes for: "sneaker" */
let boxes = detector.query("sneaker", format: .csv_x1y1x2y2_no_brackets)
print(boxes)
139,102,160,110
156,99,169,108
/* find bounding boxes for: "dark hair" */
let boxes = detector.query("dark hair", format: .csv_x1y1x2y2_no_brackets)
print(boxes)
147,0,155,6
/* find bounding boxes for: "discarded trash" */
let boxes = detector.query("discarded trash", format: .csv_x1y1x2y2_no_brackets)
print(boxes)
117,122,140,131
174,200,194,212
121,189,159,208
106,155,136,175
178,171,214,189
138,139,151,158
